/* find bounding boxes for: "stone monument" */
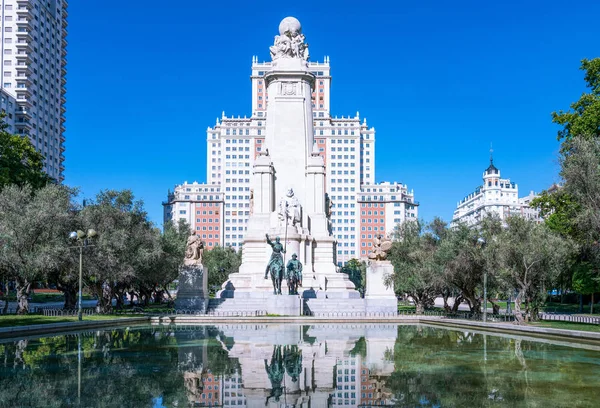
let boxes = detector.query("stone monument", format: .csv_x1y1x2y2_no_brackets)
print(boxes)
365,235,397,314
175,231,208,311
214,17,359,316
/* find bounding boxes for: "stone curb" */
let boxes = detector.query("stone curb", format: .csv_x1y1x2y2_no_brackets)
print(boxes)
151,315,600,343
0,317,150,340
423,318,600,342
150,315,431,325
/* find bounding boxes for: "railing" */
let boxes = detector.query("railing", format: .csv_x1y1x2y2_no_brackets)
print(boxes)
204,310,267,317
42,308,96,317
538,313,600,325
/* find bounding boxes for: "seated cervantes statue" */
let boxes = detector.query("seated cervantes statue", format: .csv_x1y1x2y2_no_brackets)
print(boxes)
278,188,302,226
184,231,204,266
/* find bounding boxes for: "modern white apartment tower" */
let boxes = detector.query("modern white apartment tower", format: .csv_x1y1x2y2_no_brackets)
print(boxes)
0,0,67,182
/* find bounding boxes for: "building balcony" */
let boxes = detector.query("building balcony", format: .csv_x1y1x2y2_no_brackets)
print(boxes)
60,145,65,153
61,105,66,114
15,41,31,51
62,37,68,48
15,96,31,107
16,6,30,15
15,30,31,40
61,48,67,57
60,135,66,143
15,121,32,131
60,115,66,123
61,66,67,76
16,108,31,119
15,19,33,31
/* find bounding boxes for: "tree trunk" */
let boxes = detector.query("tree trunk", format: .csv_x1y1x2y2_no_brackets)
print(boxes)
514,290,525,325
15,281,31,315
451,294,464,313
128,291,137,306
579,294,583,313
415,301,425,315
115,292,124,310
591,292,594,315
490,299,500,315
94,283,113,314
442,291,451,312
62,286,77,310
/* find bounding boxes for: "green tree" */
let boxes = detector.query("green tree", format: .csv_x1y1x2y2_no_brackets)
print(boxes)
202,245,242,293
437,221,486,314
552,58,600,141
571,262,600,314
0,115,53,190
340,258,366,296
386,221,444,313
0,184,75,313
492,217,573,323
79,190,161,313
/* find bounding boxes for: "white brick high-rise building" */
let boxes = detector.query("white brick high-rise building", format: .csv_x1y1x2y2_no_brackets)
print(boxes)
164,33,418,265
0,0,67,182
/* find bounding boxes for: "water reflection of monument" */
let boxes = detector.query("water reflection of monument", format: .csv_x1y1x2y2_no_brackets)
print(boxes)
215,324,397,407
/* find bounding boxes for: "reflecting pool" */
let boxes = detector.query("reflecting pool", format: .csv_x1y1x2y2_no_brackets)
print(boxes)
0,323,599,407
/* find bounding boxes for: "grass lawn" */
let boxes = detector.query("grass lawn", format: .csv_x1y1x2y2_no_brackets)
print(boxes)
529,320,600,333
0,314,144,328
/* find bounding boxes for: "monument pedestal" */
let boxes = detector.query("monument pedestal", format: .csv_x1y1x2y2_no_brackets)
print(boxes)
365,260,397,314
175,264,208,312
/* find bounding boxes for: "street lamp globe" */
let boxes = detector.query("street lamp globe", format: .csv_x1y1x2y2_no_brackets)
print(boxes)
69,231,78,240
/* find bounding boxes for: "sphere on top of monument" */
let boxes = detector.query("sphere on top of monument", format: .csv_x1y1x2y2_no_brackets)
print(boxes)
279,17,302,36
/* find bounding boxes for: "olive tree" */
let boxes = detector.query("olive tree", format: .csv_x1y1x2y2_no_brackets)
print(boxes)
0,184,74,313
386,221,444,313
492,217,573,323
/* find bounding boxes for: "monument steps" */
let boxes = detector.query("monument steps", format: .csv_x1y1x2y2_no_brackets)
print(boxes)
304,298,367,316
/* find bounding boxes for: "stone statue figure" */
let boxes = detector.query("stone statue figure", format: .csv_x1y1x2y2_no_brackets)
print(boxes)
278,188,302,226
265,234,285,295
368,234,393,261
184,231,204,266
325,193,333,218
286,254,303,295
265,345,284,404
270,17,309,61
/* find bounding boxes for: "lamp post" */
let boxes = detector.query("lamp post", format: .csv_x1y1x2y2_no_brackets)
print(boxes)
477,237,488,323
69,229,97,321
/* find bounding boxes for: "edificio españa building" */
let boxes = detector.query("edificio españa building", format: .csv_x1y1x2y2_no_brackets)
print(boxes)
0,0,67,182
164,19,418,265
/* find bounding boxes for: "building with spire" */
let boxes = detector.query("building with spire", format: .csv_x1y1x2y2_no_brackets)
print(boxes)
163,18,418,265
452,154,541,225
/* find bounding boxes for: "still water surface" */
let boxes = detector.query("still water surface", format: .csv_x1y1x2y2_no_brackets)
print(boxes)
0,323,599,407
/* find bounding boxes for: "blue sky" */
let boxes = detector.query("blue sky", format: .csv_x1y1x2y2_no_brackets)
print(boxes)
64,0,600,227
